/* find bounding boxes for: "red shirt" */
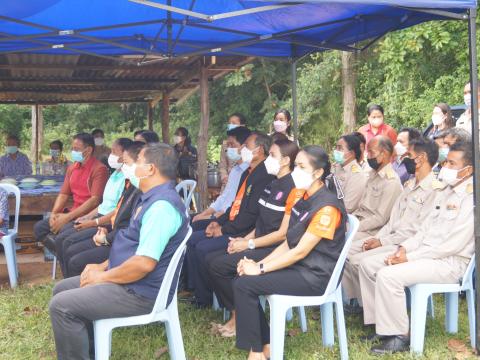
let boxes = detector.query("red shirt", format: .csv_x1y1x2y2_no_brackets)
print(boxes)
358,123,397,145
60,156,109,210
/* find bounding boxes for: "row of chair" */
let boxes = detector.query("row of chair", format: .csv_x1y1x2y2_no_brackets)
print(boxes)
0,183,475,359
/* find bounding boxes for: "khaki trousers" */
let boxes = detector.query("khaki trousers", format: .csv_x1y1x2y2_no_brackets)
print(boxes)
342,245,396,303
358,254,467,336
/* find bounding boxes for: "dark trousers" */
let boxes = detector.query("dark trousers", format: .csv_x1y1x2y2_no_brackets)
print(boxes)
207,247,274,310
64,239,111,278
191,218,213,231
233,268,325,352
34,218,77,256
185,229,229,306
49,276,154,360
59,228,98,275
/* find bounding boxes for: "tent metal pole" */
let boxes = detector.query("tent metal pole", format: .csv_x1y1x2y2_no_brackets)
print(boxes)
467,7,480,352
291,60,299,142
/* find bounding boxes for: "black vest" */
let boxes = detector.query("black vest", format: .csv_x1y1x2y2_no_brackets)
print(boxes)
255,173,295,237
286,186,347,292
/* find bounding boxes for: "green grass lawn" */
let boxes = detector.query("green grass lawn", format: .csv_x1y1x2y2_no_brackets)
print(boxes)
0,283,475,359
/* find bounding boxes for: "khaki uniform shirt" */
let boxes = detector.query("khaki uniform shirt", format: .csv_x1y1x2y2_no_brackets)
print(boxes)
352,162,403,234
376,172,437,246
219,140,234,184
332,160,367,213
402,177,474,264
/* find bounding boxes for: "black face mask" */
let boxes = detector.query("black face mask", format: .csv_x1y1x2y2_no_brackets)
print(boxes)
402,157,417,175
367,157,381,171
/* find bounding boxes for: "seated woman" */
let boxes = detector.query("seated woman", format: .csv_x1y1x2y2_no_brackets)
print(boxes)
42,140,70,175
229,146,347,360
332,134,367,213
55,138,133,275
207,139,301,336
62,142,144,277
173,127,197,180
189,139,298,307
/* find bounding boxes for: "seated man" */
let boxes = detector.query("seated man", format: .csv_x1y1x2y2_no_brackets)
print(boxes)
358,140,474,354
342,138,439,303
0,134,32,177
34,133,109,254
392,128,421,185
349,136,403,256
186,131,275,307
42,140,70,176
192,126,251,226
49,143,189,359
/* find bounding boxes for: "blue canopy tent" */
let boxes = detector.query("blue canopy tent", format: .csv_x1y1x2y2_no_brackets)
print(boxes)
1,0,480,350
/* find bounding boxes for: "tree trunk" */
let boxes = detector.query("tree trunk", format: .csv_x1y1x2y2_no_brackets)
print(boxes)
31,104,43,174
342,51,356,132
197,64,210,211
161,92,170,143
147,102,154,131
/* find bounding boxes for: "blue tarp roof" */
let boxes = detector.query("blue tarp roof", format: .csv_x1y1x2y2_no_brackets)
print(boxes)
0,0,476,60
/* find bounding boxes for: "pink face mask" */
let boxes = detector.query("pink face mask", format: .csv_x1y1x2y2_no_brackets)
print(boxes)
273,120,288,133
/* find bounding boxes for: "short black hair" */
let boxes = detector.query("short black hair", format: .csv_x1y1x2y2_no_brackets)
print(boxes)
6,134,20,146
399,127,422,143
251,131,272,157
115,138,133,152
409,138,439,167
142,143,178,180
340,134,362,161
50,140,63,151
450,140,473,166
376,136,394,155
442,128,471,143
125,141,145,161
134,129,147,137
230,113,247,125
271,132,289,143
73,132,94,149
92,129,105,137
367,104,384,116
350,131,366,146
227,126,251,145
140,130,160,144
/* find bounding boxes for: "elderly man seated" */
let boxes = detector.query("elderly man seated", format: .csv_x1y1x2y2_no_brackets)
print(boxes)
0,134,32,177
357,140,474,354
349,136,403,256
49,143,189,359
34,133,109,254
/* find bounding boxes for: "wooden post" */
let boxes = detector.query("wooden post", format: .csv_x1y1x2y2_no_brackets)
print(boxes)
197,63,210,211
147,102,154,130
31,104,43,174
161,91,170,144
342,51,357,132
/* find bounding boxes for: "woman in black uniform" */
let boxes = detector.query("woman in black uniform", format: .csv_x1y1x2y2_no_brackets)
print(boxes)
207,139,302,336
232,146,347,360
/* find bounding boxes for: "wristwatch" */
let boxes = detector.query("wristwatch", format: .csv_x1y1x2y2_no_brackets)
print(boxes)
259,263,265,274
248,239,256,250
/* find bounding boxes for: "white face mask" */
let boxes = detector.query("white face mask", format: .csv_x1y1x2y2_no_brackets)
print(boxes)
173,135,182,145
241,146,255,163
108,154,122,170
431,114,445,126
394,142,407,157
94,137,104,146
291,167,315,190
273,120,288,133
438,166,467,186
465,94,472,107
264,155,281,176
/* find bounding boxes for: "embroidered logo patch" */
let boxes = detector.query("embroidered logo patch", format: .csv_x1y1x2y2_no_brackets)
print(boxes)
275,191,283,200
246,185,252,195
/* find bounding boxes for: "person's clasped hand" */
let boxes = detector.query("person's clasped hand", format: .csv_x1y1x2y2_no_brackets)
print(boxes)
362,238,382,252
50,213,70,234
227,237,248,254
385,246,407,266
93,227,108,247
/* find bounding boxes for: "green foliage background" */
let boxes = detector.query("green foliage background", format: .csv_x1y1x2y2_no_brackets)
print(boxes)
0,19,475,160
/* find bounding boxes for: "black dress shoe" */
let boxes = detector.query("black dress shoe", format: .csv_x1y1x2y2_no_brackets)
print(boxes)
370,335,410,354
344,303,363,315
43,234,57,256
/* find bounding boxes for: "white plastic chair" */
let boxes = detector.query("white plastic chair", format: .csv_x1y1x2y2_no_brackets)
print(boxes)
175,180,197,215
409,254,476,354
266,214,359,360
93,226,192,360
0,184,20,288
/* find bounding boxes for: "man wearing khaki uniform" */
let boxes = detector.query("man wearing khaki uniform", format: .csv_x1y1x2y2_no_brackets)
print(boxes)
343,138,439,302
357,141,474,354
350,136,403,255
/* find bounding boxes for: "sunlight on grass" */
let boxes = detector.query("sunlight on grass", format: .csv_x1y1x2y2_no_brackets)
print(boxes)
0,283,475,359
